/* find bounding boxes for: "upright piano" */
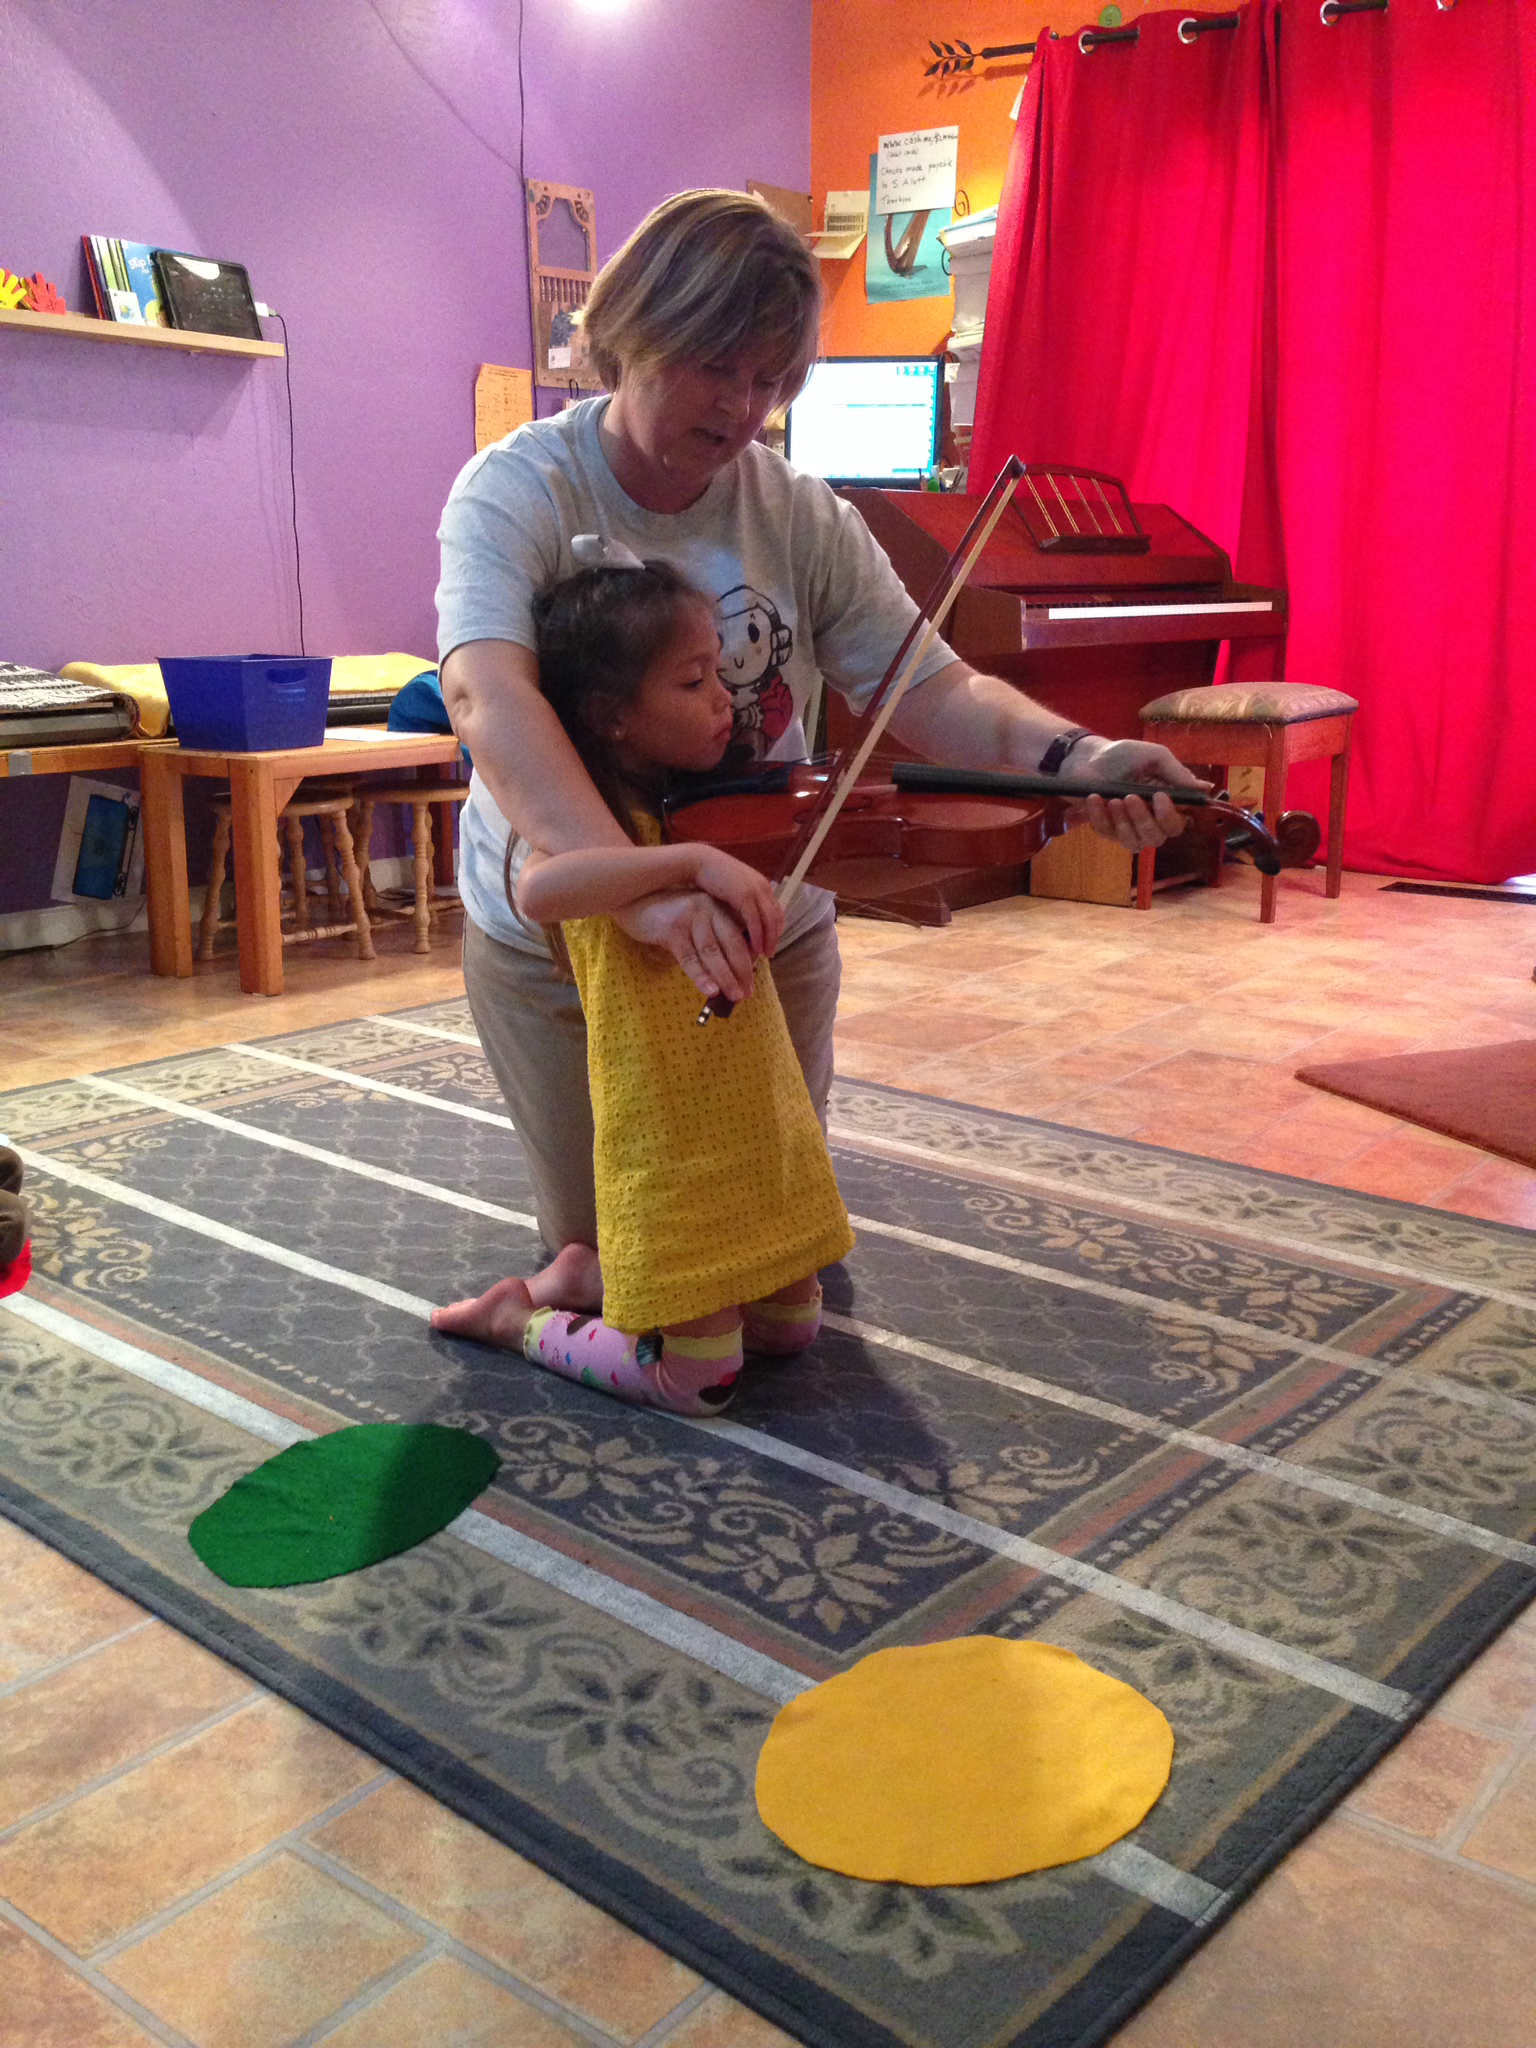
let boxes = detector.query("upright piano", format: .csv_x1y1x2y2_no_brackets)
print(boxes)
833,479,1287,905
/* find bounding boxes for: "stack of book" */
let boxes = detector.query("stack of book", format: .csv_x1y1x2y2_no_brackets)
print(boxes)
81,236,166,325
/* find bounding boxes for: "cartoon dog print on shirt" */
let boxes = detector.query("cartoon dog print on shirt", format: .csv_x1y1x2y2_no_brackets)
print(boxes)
715,584,793,760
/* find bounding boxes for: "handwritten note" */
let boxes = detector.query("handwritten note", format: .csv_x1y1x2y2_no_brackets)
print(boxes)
875,127,959,217
474,363,534,451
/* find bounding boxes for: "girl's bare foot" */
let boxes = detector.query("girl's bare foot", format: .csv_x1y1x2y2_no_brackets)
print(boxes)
527,1242,602,1311
430,1244,602,1348
430,1276,535,1348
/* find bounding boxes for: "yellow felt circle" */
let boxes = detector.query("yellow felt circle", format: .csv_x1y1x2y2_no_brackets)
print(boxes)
755,1638,1173,1885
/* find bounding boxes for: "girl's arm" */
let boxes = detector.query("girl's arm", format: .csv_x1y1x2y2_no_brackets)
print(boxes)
517,842,784,960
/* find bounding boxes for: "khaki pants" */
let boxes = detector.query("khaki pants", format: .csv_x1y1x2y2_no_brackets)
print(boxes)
462,911,841,1257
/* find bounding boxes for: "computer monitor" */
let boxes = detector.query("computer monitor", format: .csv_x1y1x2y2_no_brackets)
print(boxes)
783,356,943,489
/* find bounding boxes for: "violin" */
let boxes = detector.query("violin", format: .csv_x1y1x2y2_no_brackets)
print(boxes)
665,758,1317,895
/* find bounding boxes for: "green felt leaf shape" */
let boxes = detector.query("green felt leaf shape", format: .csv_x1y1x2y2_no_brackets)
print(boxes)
189,1423,500,1587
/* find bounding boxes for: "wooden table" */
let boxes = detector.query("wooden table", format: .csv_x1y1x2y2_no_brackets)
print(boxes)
140,729,465,996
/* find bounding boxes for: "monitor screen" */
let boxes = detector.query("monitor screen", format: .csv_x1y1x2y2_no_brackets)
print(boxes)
783,356,942,489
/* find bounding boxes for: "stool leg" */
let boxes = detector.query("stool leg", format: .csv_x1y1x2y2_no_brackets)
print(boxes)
330,807,376,961
284,815,311,932
1134,845,1155,910
353,799,380,911
411,802,434,953
197,812,231,961
321,818,345,920
1326,734,1351,899
1259,724,1286,924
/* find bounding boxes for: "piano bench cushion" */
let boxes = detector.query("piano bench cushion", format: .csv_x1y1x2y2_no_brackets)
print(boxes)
1140,682,1358,725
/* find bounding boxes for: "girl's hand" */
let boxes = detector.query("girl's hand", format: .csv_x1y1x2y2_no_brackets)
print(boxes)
688,847,785,959
614,889,761,1005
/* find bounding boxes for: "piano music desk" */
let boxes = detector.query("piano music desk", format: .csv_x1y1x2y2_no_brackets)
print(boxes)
140,728,464,996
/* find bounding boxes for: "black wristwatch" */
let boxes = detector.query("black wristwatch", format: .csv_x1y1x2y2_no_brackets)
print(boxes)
1037,727,1093,777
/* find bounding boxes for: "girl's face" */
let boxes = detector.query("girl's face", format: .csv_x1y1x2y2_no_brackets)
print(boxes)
609,599,734,779
602,341,792,513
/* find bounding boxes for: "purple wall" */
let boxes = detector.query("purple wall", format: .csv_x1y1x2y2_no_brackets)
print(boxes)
2,0,812,672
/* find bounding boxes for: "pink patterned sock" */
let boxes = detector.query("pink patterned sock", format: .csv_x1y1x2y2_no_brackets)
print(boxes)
741,1281,823,1357
523,1309,743,1416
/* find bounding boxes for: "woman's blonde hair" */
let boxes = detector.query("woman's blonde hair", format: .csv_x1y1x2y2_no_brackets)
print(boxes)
582,189,821,402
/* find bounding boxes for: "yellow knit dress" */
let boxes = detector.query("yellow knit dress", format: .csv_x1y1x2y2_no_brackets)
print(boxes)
562,851,854,1335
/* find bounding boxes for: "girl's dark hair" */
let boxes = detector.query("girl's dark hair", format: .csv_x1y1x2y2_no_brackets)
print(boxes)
531,557,702,838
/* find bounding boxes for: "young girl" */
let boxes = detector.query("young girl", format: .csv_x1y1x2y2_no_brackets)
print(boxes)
487,555,854,1416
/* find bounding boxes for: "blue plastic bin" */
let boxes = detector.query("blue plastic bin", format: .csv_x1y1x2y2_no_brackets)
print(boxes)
158,655,332,752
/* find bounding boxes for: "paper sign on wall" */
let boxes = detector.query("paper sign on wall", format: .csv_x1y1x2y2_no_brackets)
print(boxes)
875,127,959,217
475,364,534,451
809,190,870,261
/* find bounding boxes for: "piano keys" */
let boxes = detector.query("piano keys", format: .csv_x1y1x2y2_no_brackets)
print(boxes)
832,477,1287,906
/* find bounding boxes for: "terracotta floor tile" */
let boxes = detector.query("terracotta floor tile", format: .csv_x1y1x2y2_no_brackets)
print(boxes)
1334,1129,1491,1204
103,1851,424,2046
311,1778,699,2040
1437,1627,1536,1733
0,1923,159,2048
1342,1718,1509,1839
1108,1815,1536,2048
319,1954,594,2047
834,1001,1039,1052
0,1621,254,1830
1461,1754,1536,1883
0,1696,381,1951
664,1989,805,2047
0,1524,146,1684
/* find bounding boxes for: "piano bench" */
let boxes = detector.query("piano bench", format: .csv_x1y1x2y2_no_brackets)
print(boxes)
1136,682,1358,923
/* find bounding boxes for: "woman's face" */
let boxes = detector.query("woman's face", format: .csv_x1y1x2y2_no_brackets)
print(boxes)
602,341,791,513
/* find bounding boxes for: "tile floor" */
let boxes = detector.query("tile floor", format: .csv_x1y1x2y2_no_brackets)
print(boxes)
1,861,1533,2046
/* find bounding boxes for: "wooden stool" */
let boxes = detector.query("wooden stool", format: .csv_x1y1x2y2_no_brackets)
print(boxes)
197,781,375,963
1135,681,1358,923
352,782,470,953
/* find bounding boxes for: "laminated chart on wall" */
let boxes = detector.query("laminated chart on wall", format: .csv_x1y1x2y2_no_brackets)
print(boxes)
866,126,956,303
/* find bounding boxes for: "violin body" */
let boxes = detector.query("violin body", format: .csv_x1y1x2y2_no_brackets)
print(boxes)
664,765,1057,922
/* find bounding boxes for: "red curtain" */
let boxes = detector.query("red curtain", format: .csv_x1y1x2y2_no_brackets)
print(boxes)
973,1,1536,884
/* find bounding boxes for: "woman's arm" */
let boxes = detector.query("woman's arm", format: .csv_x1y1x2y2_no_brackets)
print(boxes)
885,658,1206,849
517,842,784,961
440,639,631,857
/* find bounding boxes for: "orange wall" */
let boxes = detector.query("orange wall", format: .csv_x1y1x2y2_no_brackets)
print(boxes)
812,0,1191,358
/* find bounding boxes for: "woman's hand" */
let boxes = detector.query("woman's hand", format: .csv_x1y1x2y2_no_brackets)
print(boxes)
1063,737,1212,851
687,846,785,960
614,889,763,1005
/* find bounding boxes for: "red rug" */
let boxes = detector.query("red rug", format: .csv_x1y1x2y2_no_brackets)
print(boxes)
1295,1038,1536,1170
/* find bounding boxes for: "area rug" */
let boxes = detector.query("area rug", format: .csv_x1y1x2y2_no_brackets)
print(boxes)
1296,1038,1536,1170
2,1002,1534,2048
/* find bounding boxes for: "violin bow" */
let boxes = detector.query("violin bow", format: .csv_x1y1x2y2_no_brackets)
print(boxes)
697,455,1026,1024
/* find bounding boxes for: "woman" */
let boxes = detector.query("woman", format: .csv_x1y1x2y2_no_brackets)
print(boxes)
432,188,1196,1339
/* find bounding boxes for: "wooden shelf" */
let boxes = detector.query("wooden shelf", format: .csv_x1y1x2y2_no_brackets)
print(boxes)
0,306,282,358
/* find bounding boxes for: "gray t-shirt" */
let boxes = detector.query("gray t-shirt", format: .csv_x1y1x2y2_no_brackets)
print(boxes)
435,396,956,951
